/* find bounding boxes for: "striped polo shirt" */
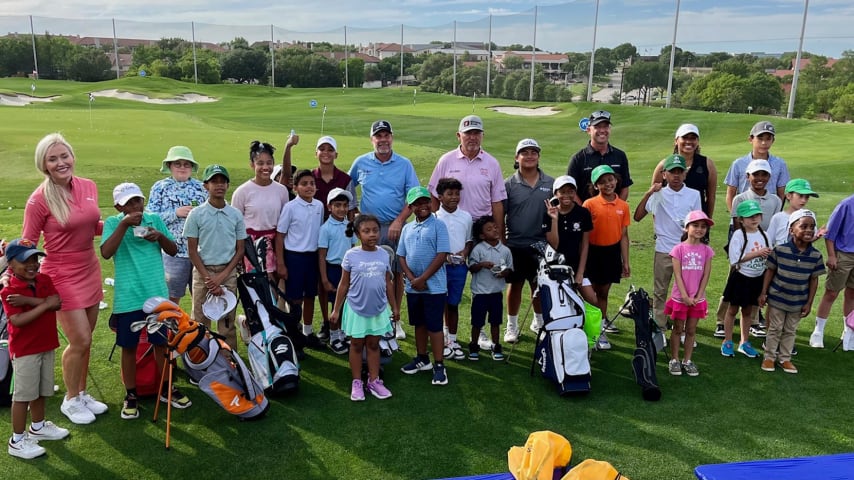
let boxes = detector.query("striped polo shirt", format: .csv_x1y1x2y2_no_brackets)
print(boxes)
765,240,825,313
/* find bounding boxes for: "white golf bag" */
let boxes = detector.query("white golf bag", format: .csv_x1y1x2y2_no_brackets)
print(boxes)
530,242,591,395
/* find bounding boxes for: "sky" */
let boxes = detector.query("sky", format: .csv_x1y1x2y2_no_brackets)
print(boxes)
0,0,851,57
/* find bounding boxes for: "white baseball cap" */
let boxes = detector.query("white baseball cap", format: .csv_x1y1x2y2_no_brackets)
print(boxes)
113,182,145,206
316,136,337,151
552,175,577,193
675,123,700,138
515,138,541,154
746,159,772,175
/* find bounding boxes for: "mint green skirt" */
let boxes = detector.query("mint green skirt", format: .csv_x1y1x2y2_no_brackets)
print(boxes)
341,302,393,339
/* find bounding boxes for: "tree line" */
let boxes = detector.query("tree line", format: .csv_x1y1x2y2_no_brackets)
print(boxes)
1,34,852,121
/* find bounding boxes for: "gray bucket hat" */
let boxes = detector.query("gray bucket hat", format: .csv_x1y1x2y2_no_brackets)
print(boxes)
160,146,198,174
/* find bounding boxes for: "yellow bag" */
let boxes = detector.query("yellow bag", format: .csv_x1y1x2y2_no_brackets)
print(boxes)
508,431,572,480
561,459,628,480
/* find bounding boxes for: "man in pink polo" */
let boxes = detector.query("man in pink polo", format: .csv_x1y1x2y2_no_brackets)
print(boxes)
428,115,507,232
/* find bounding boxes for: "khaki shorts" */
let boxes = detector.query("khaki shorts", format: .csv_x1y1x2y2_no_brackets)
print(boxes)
826,251,854,292
11,350,55,402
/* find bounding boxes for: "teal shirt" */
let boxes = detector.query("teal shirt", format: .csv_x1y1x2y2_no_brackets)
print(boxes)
101,212,173,313
183,201,247,266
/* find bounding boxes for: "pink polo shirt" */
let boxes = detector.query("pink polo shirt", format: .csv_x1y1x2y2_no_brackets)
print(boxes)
22,176,104,310
428,148,507,219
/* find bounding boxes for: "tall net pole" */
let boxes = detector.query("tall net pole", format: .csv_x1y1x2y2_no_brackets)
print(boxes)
486,15,492,97
453,21,457,95
112,19,120,79
665,0,680,108
29,15,39,79
191,21,198,84
270,24,275,88
787,0,809,119
344,26,349,88
529,6,538,102
586,0,600,102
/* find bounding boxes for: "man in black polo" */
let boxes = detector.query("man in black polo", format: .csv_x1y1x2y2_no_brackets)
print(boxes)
567,110,633,203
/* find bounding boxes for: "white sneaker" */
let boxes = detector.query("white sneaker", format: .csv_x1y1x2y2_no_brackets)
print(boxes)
809,330,824,349
596,334,612,350
27,421,69,441
479,331,495,350
60,395,96,425
503,324,519,344
842,326,854,351
530,318,543,334
8,435,46,459
80,392,108,415
394,322,406,340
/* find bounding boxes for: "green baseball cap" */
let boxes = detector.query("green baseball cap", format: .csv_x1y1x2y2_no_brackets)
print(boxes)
736,199,762,218
663,154,687,171
785,178,819,197
406,186,431,205
160,145,198,174
591,165,616,184
202,164,230,182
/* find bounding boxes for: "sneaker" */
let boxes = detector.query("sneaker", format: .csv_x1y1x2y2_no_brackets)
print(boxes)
80,392,108,415
479,331,495,350
329,338,349,355
809,331,824,349
721,340,734,357
529,319,543,333
316,329,330,344
394,322,406,340
779,360,798,374
468,341,480,361
682,361,699,377
350,379,365,401
713,324,725,338
400,356,432,374
792,345,798,356
449,342,465,360
603,319,620,334
27,421,69,441
492,344,505,361
749,325,767,338
761,359,775,372
431,363,448,385
61,395,96,425
502,325,518,345
596,334,611,350
738,341,759,358
366,378,392,399
8,435,46,459
668,359,682,376
121,395,139,420
160,388,192,409
304,333,323,349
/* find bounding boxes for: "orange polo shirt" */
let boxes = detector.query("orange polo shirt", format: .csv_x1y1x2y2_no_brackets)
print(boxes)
583,194,630,246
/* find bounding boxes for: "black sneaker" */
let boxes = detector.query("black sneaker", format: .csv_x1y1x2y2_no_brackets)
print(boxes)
432,363,448,385
713,324,725,338
749,325,767,338
468,341,480,361
121,395,139,420
401,356,432,374
329,338,349,355
603,318,620,334
304,333,323,349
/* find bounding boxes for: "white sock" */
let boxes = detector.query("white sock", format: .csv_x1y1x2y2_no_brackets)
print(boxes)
30,420,44,431
330,329,341,341
815,317,827,333
12,432,24,443
302,324,313,336
507,315,519,327
535,313,544,324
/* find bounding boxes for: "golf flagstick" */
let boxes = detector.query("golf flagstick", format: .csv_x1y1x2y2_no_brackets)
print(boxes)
321,105,327,135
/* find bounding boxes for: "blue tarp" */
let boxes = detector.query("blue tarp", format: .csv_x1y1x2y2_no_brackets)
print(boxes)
695,452,854,480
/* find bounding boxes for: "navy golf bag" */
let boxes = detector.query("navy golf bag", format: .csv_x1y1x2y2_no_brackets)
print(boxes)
619,287,662,401
237,237,303,395
531,242,591,395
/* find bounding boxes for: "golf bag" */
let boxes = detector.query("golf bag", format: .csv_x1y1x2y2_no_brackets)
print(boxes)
619,287,662,401
0,303,11,407
531,242,591,395
108,315,161,398
143,297,269,420
237,237,302,395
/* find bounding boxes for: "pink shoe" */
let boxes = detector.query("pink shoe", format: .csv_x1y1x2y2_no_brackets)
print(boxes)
367,378,392,399
350,379,365,401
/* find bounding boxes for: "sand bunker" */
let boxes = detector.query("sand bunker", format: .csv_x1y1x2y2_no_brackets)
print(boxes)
0,93,59,106
91,89,217,104
489,106,559,116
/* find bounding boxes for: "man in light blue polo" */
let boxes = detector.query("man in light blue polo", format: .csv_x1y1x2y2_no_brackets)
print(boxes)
348,120,419,338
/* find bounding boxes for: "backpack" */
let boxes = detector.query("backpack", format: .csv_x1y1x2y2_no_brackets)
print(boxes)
561,459,628,480
508,431,573,480
0,307,11,407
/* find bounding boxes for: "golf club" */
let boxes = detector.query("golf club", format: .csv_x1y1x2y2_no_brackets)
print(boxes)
130,320,148,332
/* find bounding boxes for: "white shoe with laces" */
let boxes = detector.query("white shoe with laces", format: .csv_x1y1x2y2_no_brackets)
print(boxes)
27,421,69,441
8,434,46,459
809,330,824,348
479,331,495,350
80,392,108,415
60,395,96,425
503,325,519,345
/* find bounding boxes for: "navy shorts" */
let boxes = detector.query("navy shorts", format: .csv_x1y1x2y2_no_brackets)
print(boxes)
406,293,446,333
586,243,623,285
324,263,343,304
471,292,503,328
113,310,168,348
506,246,538,284
285,250,319,300
445,264,468,306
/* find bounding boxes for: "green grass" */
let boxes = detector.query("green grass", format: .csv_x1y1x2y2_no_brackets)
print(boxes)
1,76,853,479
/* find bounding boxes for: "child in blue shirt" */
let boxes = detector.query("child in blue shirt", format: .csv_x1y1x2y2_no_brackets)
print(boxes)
319,188,357,355
276,169,324,348
398,186,451,385
101,183,187,418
